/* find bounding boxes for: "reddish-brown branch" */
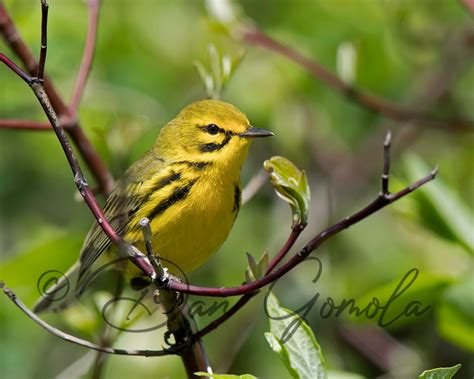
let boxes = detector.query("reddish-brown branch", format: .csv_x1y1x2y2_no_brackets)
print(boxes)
0,53,32,84
192,148,436,335
461,0,474,15
0,4,68,114
0,3,114,195
1,6,207,375
242,27,473,130
69,0,100,117
0,10,154,279
0,119,52,130
168,133,438,298
194,226,304,339
266,226,304,273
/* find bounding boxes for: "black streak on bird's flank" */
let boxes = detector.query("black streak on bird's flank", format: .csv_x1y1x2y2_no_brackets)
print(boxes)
233,184,241,213
199,134,232,153
176,161,211,170
152,171,181,191
148,179,198,220
135,171,183,216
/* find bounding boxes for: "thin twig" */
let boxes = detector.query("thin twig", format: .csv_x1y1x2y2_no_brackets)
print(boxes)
242,26,474,131
0,3,114,195
0,53,32,84
0,3,156,280
194,225,304,339
242,169,268,205
266,226,304,273
32,80,155,277
37,0,48,81
69,0,100,117
0,119,52,130
168,134,438,297
0,281,177,357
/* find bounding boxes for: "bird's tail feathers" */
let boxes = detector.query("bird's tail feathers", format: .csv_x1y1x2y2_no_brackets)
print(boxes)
33,262,81,314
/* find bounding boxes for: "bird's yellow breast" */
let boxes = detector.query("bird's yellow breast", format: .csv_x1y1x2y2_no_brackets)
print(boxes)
118,160,241,275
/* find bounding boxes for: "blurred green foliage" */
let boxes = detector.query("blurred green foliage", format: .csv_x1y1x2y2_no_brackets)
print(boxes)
1,0,473,378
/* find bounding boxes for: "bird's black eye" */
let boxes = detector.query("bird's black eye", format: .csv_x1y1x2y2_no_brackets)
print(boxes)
205,124,220,135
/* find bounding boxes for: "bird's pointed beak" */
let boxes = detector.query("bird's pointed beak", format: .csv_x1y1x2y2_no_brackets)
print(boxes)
239,126,274,138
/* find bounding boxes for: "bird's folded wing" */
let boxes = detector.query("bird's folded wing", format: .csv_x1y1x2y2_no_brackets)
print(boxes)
77,152,168,286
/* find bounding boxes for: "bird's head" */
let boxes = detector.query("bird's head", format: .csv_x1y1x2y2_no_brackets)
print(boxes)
155,100,273,167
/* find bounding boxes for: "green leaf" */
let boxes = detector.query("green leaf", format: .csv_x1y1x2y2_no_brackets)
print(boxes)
245,251,269,282
436,275,474,352
195,373,256,379
264,156,311,227
194,43,244,100
404,154,473,253
327,370,365,379
265,292,327,379
417,364,461,379
264,333,299,378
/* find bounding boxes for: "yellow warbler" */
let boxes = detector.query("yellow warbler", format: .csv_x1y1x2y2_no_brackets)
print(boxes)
34,99,273,313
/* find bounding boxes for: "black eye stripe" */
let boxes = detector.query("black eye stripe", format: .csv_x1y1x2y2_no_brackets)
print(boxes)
199,133,232,152
198,124,234,136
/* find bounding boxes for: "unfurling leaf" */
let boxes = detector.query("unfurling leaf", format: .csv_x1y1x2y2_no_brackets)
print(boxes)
417,364,461,379
264,156,311,227
194,43,244,100
245,251,269,282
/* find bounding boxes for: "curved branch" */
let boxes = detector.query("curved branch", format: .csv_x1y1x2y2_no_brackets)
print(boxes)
0,3,114,195
194,226,304,339
69,0,100,117
168,132,438,297
242,26,474,131
0,53,32,84
0,281,178,357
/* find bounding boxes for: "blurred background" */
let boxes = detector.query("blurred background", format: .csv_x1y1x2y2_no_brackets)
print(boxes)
1,1,473,378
